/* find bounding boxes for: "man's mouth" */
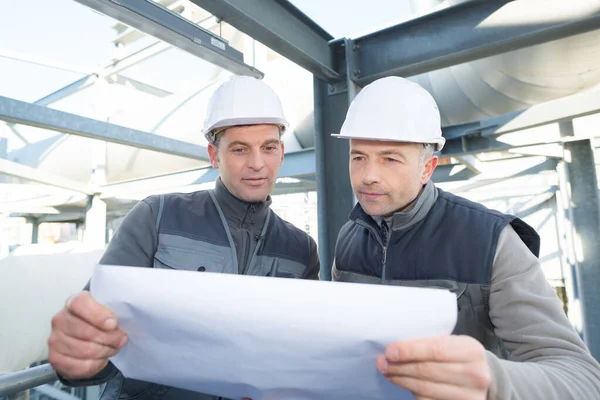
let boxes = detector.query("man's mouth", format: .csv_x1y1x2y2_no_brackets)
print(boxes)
244,177,267,186
360,191,385,200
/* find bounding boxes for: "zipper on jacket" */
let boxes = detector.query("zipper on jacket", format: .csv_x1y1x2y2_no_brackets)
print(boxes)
356,220,388,281
244,234,264,275
241,203,256,227
382,244,388,281
242,211,270,275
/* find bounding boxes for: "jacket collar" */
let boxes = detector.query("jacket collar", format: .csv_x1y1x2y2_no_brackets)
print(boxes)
213,177,271,229
349,180,438,231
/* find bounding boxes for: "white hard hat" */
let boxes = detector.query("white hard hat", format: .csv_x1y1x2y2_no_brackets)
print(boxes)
332,76,445,151
203,76,289,143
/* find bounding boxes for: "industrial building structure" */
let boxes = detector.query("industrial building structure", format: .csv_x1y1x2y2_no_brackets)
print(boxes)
1,0,600,398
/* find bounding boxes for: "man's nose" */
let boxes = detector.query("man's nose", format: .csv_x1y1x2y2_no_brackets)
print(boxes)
247,150,265,170
361,161,381,185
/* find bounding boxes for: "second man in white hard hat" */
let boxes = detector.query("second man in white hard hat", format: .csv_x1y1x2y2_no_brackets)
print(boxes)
46,76,321,400
332,76,600,399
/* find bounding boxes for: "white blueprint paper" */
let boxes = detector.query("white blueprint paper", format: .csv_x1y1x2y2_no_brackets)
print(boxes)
90,265,457,400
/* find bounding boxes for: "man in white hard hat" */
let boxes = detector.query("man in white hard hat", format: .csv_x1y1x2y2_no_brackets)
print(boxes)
332,77,600,399
46,76,320,400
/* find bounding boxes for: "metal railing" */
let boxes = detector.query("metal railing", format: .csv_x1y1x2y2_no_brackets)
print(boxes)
0,363,57,397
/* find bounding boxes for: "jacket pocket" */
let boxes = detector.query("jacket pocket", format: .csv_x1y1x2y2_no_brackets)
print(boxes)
153,245,226,273
273,259,307,279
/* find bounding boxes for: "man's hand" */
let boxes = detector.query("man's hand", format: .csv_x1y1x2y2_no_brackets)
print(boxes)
377,335,490,400
48,291,128,380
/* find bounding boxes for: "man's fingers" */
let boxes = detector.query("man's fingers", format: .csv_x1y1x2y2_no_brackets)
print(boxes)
66,292,118,331
377,356,491,389
48,328,122,360
386,376,484,400
49,292,125,380
52,309,127,349
47,351,109,380
385,335,485,363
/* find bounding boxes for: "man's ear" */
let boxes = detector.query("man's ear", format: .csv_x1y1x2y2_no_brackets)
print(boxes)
421,155,438,185
280,141,285,166
208,143,219,168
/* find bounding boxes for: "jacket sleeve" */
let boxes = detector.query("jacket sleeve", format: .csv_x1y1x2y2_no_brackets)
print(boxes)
97,196,160,269
302,235,321,280
486,224,600,399
59,196,160,387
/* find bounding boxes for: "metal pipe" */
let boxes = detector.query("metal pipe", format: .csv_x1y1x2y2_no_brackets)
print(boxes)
0,364,58,397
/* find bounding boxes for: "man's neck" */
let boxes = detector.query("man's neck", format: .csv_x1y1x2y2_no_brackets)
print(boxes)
397,186,425,214
213,178,271,230
371,181,437,230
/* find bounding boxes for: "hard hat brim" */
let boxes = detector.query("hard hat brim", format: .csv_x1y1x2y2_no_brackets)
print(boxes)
330,133,445,152
204,117,289,135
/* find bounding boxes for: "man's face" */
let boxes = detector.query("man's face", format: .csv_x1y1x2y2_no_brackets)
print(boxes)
208,124,284,202
349,139,438,217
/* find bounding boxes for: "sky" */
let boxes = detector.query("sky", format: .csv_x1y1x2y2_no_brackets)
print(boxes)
0,0,413,103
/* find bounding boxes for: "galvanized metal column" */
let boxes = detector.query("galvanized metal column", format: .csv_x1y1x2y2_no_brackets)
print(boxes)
313,38,362,280
30,217,39,244
314,77,354,280
83,141,107,248
83,195,107,247
560,121,600,360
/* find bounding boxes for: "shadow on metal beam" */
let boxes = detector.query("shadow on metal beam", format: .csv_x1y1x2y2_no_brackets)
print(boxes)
451,157,559,193
431,164,478,183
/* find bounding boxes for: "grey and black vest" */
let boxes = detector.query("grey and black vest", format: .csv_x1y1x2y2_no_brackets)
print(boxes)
333,188,540,358
153,189,312,278
102,189,313,400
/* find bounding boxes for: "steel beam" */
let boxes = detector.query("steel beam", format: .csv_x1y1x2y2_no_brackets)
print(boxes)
0,96,209,161
110,74,173,98
34,76,97,107
443,89,600,141
515,194,556,220
442,135,527,156
73,0,262,78
442,131,600,157
440,88,600,156
447,157,559,192
454,155,484,174
270,180,316,196
0,49,93,75
112,0,196,46
0,159,93,194
30,217,39,244
190,0,339,81
431,164,478,183
34,43,172,107
351,0,600,85
560,121,600,360
314,77,354,280
34,16,218,107
84,195,107,247
564,139,600,360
